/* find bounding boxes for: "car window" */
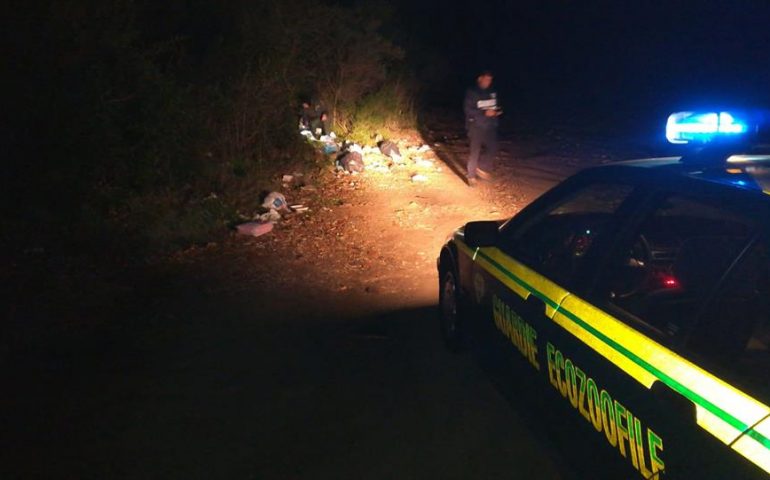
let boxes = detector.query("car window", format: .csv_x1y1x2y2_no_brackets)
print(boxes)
507,182,634,288
687,241,770,403
599,194,756,340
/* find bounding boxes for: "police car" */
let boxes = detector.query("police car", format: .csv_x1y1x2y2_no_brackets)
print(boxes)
437,111,770,479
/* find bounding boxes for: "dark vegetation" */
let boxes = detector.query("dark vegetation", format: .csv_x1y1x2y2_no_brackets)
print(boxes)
2,0,415,257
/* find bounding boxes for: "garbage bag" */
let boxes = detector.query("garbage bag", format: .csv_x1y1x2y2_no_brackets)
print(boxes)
258,209,282,222
262,192,288,211
378,140,400,158
322,142,338,154
338,151,365,173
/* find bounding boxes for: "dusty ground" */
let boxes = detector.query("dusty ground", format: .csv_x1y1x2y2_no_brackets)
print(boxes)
168,117,619,308
2,117,641,480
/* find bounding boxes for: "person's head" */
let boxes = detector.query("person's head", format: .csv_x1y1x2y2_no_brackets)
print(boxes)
477,70,493,90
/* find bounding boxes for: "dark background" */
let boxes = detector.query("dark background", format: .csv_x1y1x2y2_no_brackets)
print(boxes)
398,0,770,136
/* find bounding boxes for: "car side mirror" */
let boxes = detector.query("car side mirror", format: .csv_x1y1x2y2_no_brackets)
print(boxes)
464,221,499,248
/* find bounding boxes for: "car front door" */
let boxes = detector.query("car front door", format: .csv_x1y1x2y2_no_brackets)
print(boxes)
465,177,642,470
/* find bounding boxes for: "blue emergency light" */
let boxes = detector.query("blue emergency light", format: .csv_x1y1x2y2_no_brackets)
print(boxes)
669,108,770,168
666,111,748,144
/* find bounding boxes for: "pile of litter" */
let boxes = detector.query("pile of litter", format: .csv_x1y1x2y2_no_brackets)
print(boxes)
234,129,444,240
333,139,440,182
300,129,339,154
235,189,310,238
298,123,440,181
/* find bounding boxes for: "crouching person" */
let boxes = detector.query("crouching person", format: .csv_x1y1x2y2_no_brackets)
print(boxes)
299,97,331,138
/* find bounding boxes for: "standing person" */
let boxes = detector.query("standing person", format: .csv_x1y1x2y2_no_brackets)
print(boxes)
464,70,501,185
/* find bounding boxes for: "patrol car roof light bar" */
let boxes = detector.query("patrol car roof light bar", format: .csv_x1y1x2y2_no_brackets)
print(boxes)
666,111,750,145
667,109,770,167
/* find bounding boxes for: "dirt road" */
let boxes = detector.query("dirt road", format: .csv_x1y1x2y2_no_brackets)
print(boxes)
2,121,632,479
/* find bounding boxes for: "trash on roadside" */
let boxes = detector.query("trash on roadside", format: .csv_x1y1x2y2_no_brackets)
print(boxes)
348,143,364,154
236,221,273,237
337,143,365,173
339,151,364,173
262,191,289,211
322,142,338,155
417,144,431,153
414,158,434,168
369,165,390,173
291,204,309,213
378,140,402,163
411,174,428,183
258,209,282,222
282,174,294,183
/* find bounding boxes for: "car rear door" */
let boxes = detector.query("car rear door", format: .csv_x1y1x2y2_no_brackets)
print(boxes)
683,234,770,478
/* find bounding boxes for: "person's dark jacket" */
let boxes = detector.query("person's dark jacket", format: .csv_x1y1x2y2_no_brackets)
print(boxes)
464,86,500,131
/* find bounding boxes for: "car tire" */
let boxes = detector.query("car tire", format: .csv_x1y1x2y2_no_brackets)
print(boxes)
439,267,465,352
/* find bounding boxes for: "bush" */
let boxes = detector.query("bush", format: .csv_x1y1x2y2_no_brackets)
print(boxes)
116,192,237,252
2,0,416,257
347,80,417,145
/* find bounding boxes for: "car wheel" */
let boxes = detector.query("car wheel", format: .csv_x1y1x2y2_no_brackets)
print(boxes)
439,267,465,352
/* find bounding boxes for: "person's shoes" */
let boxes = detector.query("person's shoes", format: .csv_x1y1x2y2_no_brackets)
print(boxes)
476,168,493,181
467,177,478,187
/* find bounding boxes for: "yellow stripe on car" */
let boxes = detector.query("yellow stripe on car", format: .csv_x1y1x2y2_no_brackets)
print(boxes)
477,247,569,315
558,296,769,446
457,239,770,473
732,418,770,474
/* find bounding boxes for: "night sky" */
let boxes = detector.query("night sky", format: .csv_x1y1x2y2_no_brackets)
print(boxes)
396,0,770,130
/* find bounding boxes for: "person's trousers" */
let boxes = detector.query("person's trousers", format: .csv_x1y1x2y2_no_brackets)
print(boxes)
467,127,498,178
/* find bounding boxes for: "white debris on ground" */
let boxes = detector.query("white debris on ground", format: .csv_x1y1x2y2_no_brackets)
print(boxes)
258,209,282,223
262,191,289,211
298,121,440,183
338,139,440,185
233,131,446,241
